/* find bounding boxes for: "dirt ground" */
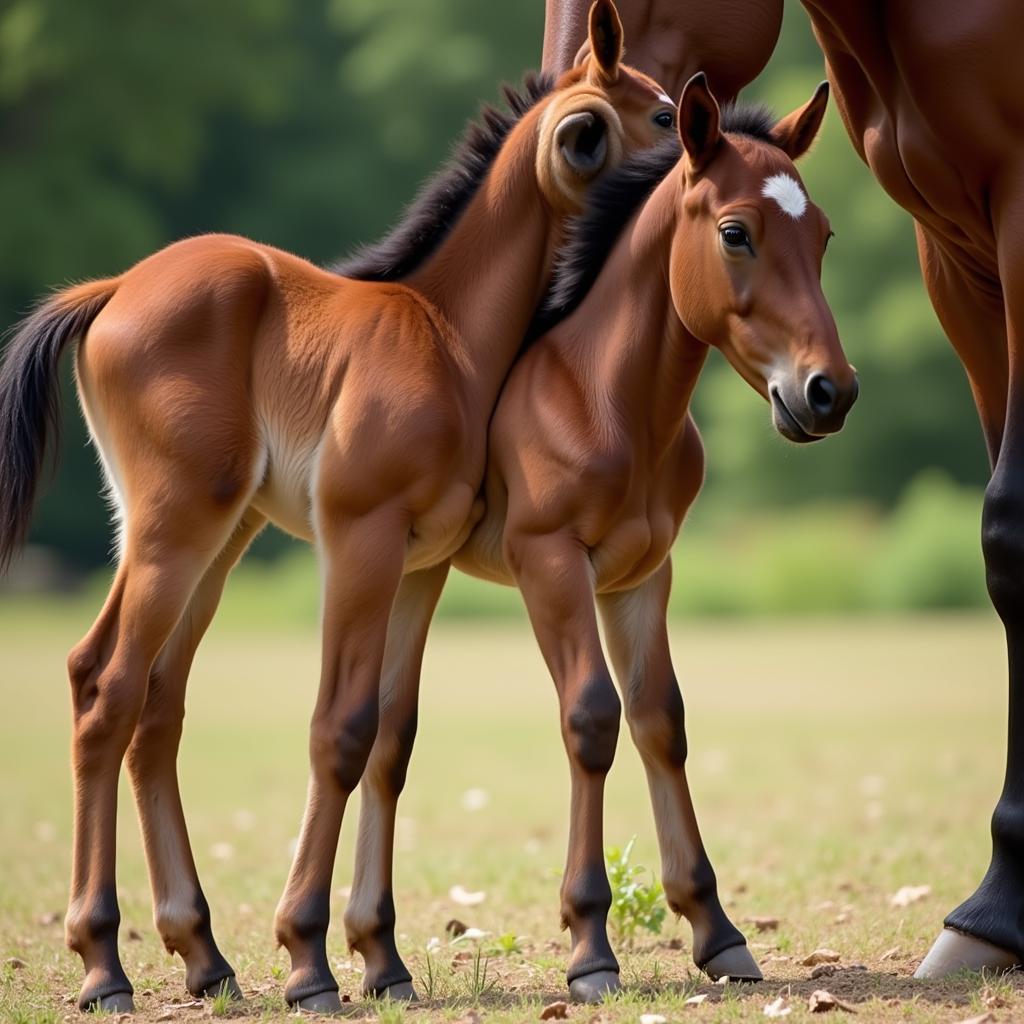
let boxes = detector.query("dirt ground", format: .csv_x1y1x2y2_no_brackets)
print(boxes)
2,608,1022,1022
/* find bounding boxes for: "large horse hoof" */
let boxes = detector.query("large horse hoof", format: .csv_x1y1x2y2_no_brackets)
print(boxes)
296,990,343,1014
569,970,621,1003
202,975,243,1000
915,927,1020,979
703,944,763,982
379,980,418,1001
87,992,135,1013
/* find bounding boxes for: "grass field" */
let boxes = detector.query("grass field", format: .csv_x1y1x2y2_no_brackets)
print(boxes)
3,603,1023,1023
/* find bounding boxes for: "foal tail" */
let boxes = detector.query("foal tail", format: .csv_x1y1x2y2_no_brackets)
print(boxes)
0,279,118,571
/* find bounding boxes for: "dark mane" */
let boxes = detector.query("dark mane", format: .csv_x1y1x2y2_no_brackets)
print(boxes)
526,136,682,340
528,101,779,339
332,73,554,282
720,102,776,143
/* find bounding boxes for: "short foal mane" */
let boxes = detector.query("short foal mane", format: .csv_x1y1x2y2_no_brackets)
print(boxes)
333,73,555,282
529,102,778,339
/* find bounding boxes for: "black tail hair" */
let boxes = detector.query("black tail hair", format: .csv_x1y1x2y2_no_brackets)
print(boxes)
0,281,116,571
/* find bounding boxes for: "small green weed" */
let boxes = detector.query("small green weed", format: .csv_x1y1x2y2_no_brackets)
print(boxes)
606,837,666,947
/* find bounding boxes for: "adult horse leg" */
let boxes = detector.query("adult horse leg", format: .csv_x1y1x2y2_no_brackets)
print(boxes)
274,505,408,1012
598,561,760,981
65,492,251,1011
344,562,450,1000
510,532,622,1003
917,217,1024,976
124,510,267,1001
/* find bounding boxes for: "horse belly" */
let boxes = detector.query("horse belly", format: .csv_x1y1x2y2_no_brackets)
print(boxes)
251,419,320,542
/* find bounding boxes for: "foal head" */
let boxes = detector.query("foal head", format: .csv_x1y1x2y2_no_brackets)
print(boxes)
537,0,678,213
670,74,857,442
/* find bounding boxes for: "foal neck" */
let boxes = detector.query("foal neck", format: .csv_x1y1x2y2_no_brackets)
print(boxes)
562,172,707,448
404,108,553,399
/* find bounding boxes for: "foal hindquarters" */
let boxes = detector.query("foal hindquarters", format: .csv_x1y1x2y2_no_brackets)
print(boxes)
65,311,271,1010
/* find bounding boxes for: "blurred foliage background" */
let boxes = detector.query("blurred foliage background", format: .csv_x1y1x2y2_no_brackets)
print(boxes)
0,0,991,614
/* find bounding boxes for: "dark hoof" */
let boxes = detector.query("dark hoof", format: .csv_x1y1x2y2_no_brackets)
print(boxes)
296,990,343,1014
703,944,763,982
569,970,620,1003
379,981,418,1001
87,992,135,1013
202,975,243,1000
915,927,1020,979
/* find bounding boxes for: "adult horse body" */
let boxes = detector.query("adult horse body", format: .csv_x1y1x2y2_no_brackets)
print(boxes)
544,0,1024,981
0,3,679,1011
344,75,857,1002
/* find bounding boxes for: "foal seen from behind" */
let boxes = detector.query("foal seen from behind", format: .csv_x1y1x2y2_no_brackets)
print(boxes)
345,73,857,1002
0,1,679,1012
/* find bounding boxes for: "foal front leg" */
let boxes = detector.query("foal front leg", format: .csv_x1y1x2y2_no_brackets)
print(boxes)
509,531,622,1003
598,561,760,981
344,562,450,999
274,507,407,1012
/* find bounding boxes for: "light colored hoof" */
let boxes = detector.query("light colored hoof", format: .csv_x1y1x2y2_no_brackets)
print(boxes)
703,944,763,982
380,981,418,1001
203,975,243,1000
296,990,343,1014
89,992,135,1013
915,928,1019,979
569,970,621,1003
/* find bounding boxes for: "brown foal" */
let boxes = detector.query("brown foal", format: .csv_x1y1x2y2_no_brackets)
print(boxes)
546,0,1024,982
0,2,680,1012
347,75,856,1002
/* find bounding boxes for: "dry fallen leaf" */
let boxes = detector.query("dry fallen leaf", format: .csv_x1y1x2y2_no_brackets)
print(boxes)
981,986,1009,1009
889,885,930,908
4,957,27,970
763,996,792,1018
540,1000,569,1020
450,884,487,906
684,993,708,1006
446,918,468,938
808,989,855,1013
801,949,841,967
451,927,488,944
639,1015,667,1024
746,916,781,932
879,946,900,961
956,1014,994,1024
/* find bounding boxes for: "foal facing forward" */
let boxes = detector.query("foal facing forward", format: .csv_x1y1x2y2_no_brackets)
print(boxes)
343,74,857,1002
0,1,678,1012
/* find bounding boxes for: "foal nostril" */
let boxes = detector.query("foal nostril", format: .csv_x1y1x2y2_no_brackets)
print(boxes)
805,373,838,416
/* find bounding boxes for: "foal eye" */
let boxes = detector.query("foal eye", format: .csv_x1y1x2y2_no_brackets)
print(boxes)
720,223,752,250
653,110,674,129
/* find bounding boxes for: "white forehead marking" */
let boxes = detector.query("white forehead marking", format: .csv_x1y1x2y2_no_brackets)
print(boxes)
762,173,808,219
657,92,673,105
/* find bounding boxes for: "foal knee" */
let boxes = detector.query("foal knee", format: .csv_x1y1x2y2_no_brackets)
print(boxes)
68,644,145,765
563,674,621,774
311,696,380,793
365,711,418,797
983,475,1024,621
626,681,687,768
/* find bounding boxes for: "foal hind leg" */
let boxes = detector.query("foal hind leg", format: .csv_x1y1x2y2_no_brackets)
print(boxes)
510,531,622,1003
598,561,760,981
125,510,266,1001
344,562,450,999
66,510,244,1011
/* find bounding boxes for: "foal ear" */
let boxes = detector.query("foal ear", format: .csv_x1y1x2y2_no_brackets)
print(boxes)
772,81,829,160
678,72,721,173
587,0,624,83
